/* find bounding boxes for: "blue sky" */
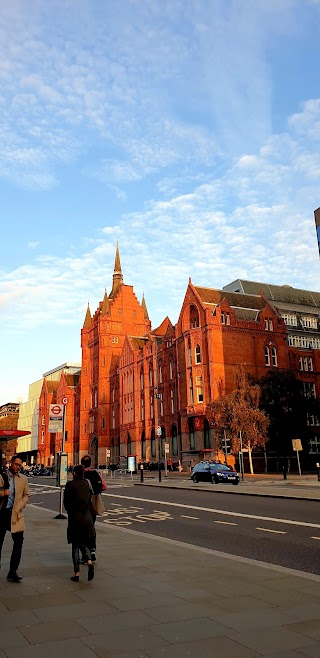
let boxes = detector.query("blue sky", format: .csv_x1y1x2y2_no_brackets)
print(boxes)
1,0,320,405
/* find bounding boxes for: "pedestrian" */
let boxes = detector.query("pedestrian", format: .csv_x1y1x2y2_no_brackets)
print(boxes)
0,455,30,582
80,455,107,562
167,458,173,472
63,464,95,582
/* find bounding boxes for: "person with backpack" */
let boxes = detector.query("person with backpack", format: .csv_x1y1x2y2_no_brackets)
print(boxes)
80,455,107,562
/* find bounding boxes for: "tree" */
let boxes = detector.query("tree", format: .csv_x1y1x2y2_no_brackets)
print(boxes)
208,369,269,474
258,369,320,463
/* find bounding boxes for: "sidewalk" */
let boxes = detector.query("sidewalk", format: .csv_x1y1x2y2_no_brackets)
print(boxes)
1,505,320,657
135,473,320,501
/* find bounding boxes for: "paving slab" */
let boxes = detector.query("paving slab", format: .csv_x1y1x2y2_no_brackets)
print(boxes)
18,618,90,644
3,638,98,658
82,627,169,653
2,505,320,658
143,635,262,658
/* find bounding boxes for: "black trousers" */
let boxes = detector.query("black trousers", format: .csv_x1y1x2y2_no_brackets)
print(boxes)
0,508,24,573
72,543,91,573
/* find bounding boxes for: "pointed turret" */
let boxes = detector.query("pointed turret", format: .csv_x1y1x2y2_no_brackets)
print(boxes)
101,289,110,315
141,293,149,320
83,303,92,328
109,242,123,298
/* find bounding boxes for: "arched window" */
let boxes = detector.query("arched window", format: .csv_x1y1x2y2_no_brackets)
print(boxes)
169,358,174,379
151,428,156,458
187,340,192,365
189,418,195,451
141,431,146,460
149,366,153,387
140,368,144,390
171,425,178,456
264,346,270,366
189,375,194,404
94,388,98,407
170,389,175,414
195,344,201,364
150,393,154,419
190,305,199,328
204,419,211,449
271,346,278,367
127,433,131,456
158,361,163,384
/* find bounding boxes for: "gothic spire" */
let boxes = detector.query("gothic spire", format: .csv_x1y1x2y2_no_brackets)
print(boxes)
141,292,149,320
101,289,110,315
109,242,123,298
83,303,92,328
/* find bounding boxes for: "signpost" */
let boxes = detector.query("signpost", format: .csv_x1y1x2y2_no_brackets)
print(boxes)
156,425,162,482
292,439,303,481
54,400,68,519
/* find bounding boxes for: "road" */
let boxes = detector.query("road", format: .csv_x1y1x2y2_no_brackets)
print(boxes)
27,476,320,575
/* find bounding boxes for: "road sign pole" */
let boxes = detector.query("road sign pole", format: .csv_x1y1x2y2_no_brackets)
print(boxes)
156,426,162,482
296,450,302,481
55,403,67,520
224,430,228,464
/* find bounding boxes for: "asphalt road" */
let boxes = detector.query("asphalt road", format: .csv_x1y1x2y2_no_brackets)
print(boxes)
27,476,320,575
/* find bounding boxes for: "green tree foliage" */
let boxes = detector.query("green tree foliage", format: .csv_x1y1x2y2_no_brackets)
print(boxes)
258,369,319,458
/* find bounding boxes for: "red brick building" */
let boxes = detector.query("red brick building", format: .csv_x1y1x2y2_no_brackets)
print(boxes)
38,245,320,469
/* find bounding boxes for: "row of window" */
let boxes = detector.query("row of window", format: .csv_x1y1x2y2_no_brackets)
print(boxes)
282,314,318,329
288,335,320,349
299,356,313,372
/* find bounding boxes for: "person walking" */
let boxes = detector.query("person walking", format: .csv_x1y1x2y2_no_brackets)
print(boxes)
63,464,95,582
0,455,30,582
80,454,107,562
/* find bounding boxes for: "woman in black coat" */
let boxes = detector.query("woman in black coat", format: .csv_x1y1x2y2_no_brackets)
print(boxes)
63,464,95,582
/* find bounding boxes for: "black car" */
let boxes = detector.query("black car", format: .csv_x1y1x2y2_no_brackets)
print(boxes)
191,461,240,485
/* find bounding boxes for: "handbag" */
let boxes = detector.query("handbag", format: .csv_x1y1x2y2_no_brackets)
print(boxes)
91,493,105,516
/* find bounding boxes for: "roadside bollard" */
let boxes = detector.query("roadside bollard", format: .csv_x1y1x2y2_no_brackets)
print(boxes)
140,464,144,483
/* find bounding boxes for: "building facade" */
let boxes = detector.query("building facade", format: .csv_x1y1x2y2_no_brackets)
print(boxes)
25,246,320,470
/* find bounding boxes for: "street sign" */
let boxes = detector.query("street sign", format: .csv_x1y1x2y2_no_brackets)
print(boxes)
106,448,111,458
49,404,63,433
156,426,162,437
165,442,170,454
50,405,63,415
62,397,68,405
127,455,136,472
292,439,302,452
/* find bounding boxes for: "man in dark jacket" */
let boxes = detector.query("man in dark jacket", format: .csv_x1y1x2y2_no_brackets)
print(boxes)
64,464,95,582
81,455,106,561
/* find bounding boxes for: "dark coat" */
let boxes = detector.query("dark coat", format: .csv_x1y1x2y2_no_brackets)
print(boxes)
63,477,95,546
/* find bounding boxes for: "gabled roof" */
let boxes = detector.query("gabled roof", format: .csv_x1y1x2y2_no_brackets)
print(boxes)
128,336,148,350
64,373,80,388
152,316,173,337
223,279,320,309
194,286,265,311
46,380,59,394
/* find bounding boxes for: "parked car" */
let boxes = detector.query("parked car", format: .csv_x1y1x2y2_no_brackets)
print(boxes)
191,461,240,485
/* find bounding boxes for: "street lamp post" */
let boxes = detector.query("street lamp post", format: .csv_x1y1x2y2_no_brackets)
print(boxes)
239,430,244,481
